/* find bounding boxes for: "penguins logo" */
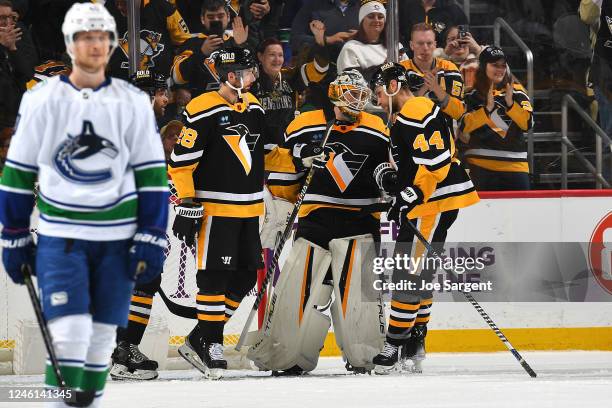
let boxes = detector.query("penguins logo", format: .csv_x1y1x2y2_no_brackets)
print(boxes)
222,123,260,175
54,121,119,184
119,30,165,70
323,142,369,192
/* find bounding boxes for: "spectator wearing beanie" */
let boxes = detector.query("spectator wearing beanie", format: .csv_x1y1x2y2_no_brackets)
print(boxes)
459,46,534,191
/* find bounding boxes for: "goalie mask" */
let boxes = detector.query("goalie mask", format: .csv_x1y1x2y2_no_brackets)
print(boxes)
211,47,259,100
328,69,371,120
62,2,118,62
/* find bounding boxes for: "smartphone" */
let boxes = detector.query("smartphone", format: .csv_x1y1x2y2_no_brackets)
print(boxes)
209,20,224,38
458,25,469,39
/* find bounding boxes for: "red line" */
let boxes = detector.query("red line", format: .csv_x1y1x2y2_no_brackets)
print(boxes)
478,190,612,199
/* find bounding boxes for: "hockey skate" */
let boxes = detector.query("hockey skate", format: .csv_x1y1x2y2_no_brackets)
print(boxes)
372,342,399,375
400,325,427,373
110,341,159,381
178,327,227,379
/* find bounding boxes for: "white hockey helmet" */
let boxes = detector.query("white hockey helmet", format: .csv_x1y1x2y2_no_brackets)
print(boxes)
62,2,118,60
328,69,372,119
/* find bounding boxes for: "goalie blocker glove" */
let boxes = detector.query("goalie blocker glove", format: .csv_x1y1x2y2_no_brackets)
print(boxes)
0,229,36,284
130,229,168,284
373,162,399,194
387,186,424,227
172,202,204,247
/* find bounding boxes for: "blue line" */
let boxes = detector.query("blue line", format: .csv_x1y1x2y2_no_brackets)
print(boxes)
38,191,137,210
5,159,38,171
40,214,136,228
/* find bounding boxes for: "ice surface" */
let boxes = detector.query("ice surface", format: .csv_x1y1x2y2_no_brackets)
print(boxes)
1,352,612,408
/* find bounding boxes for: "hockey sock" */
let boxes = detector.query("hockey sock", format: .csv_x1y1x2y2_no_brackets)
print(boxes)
224,293,241,322
122,291,154,344
386,300,419,346
45,314,92,408
416,297,432,326
196,292,226,343
81,322,116,407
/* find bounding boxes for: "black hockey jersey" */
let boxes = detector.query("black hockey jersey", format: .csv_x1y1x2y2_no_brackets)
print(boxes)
392,96,479,218
168,91,295,218
171,33,239,96
107,0,192,80
267,109,390,218
400,58,465,121
26,60,71,90
459,83,533,174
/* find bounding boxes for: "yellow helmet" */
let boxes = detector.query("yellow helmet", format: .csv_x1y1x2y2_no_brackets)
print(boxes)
328,69,372,118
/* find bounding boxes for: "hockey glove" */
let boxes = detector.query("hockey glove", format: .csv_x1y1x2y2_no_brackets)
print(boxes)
129,229,168,284
1,229,36,285
387,186,424,227
292,143,325,168
172,202,204,247
373,162,399,194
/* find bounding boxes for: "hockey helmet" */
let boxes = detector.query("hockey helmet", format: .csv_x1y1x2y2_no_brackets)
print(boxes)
370,62,409,94
130,70,168,97
62,2,118,61
211,47,258,82
328,69,372,118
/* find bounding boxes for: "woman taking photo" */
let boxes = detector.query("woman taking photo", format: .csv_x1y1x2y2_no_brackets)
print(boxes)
251,21,329,146
459,46,534,191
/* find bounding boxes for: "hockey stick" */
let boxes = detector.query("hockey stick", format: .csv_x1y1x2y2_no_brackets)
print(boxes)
403,219,538,378
22,264,69,388
235,121,335,351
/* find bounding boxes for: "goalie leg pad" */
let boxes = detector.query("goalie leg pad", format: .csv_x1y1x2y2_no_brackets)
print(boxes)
247,238,332,372
329,234,385,371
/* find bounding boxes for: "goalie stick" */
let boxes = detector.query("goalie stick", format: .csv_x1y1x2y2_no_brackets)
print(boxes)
234,120,335,351
403,218,538,378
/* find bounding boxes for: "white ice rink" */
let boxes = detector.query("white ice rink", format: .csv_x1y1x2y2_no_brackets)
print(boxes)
1,352,612,407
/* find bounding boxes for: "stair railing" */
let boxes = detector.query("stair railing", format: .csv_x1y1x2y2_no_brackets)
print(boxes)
561,95,612,189
493,17,534,173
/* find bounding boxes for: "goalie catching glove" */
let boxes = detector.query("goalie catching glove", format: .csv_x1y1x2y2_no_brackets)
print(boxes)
387,186,424,227
130,229,168,284
172,202,204,246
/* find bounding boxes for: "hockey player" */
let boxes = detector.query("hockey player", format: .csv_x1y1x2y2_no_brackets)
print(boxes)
0,3,168,406
109,69,172,382
369,62,479,373
168,47,296,379
248,70,389,375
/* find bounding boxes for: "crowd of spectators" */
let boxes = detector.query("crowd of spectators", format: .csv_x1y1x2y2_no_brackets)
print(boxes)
0,0,610,190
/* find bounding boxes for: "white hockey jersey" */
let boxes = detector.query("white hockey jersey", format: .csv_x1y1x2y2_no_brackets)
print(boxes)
0,75,169,240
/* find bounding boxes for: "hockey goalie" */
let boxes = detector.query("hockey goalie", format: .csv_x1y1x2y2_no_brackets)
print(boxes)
248,70,389,374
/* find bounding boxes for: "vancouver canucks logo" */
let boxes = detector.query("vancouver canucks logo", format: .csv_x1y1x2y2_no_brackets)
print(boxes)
323,142,368,192
54,121,119,184
222,123,260,175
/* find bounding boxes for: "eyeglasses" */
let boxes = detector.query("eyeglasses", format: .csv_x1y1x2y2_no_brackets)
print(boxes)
0,15,18,24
